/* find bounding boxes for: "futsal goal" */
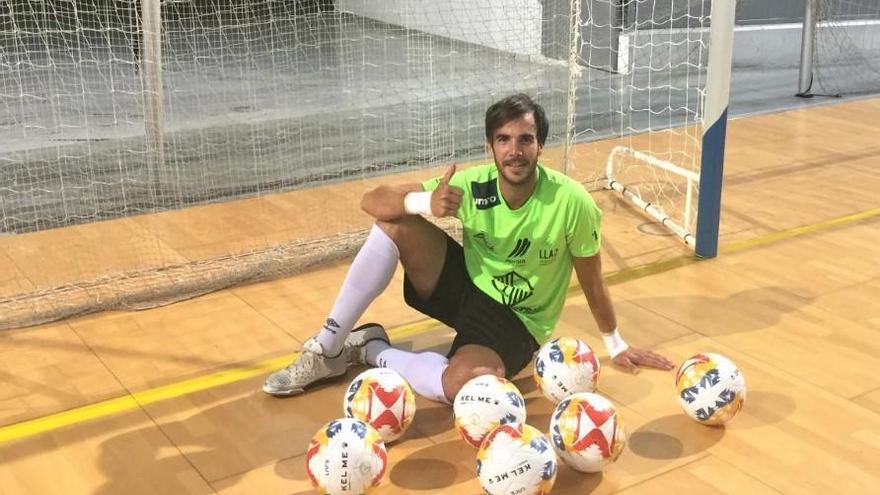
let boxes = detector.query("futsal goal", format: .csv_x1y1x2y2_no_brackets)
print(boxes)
797,0,880,97
0,0,744,328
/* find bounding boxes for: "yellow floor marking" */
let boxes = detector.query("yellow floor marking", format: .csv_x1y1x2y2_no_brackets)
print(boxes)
2,206,878,444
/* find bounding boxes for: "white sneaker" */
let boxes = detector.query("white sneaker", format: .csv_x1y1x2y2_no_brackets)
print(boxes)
262,337,346,396
262,323,389,397
343,323,389,366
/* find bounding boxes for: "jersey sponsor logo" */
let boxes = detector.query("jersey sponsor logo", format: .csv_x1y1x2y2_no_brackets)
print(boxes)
507,238,531,258
492,271,534,307
471,179,501,210
539,246,558,265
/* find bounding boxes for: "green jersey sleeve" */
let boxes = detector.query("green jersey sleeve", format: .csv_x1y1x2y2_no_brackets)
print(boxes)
422,177,440,192
565,184,603,258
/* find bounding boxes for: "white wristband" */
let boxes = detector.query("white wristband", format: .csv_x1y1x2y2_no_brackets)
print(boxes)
403,191,432,216
601,328,629,359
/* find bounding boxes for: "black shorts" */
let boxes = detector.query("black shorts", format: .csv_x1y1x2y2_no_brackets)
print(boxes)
403,235,539,378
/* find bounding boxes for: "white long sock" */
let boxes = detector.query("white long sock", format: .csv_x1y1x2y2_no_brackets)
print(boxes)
374,347,450,404
316,225,399,356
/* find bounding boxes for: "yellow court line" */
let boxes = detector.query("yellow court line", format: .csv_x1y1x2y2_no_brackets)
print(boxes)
0,355,297,444
0,396,140,444
2,206,878,444
721,207,880,253
388,319,446,340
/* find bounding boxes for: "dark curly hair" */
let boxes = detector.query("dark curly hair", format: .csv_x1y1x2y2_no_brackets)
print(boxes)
485,93,549,146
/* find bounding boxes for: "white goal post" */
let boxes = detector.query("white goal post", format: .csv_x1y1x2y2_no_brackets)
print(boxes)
602,0,736,258
797,0,880,97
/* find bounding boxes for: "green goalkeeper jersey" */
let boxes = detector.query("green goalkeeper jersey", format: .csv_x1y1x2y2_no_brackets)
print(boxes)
422,163,602,343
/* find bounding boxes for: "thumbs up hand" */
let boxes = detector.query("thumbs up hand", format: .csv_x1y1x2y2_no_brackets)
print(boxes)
431,164,463,217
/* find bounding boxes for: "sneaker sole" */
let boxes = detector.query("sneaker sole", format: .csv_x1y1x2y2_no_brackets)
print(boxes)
262,322,388,397
261,367,348,397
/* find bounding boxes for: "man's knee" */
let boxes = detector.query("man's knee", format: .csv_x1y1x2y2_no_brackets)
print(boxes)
442,362,506,400
375,219,402,242
376,217,447,287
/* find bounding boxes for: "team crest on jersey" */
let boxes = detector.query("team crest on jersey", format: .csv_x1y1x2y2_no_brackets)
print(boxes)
492,271,534,307
471,179,501,210
473,231,495,251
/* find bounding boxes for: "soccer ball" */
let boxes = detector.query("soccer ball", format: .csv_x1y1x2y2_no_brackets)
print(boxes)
453,374,527,448
675,352,746,425
549,392,626,473
305,418,387,495
477,423,557,495
344,368,417,443
533,336,600,403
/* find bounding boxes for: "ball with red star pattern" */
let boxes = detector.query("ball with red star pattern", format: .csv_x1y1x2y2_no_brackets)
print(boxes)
344,368,416,443
549,392,626,472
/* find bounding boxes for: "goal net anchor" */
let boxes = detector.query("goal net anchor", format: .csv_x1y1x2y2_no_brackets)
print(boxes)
604,145,697,248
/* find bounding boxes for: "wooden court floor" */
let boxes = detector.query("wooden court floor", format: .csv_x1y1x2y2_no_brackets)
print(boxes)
1,98,879,494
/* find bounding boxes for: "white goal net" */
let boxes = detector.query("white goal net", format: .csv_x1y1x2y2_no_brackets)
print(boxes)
810,0,880,96
1,0,726,328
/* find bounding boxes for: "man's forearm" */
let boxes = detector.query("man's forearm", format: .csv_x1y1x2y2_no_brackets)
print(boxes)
573,254,618,334
581,277,629,358
583,280,618,334
361,184,424,221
